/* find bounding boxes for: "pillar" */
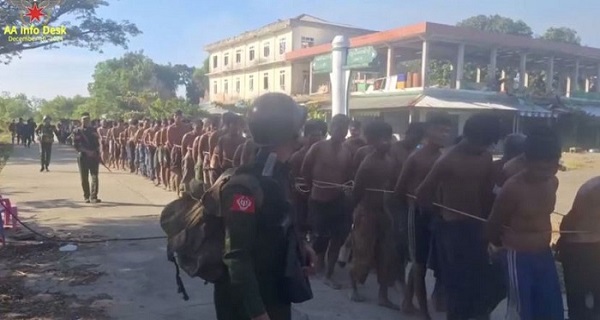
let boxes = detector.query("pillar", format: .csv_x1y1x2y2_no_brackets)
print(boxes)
386,47,396,77
456,44,465,90
519,53,527,90
573,60,580,92
488,48,497,81
501,69,506,92
331,35,349,116
566,76,572,97
546,56,554,94
308,61,313,94
476,68,481,83
421,40,430,88
597,63,600,93
585,77,590,93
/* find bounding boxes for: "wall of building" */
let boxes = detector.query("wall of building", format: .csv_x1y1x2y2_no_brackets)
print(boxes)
207,21,372,103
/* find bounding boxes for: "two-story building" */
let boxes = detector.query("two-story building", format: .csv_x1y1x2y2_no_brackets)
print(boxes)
204,14,374,104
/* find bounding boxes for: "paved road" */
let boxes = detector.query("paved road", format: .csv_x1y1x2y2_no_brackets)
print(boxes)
3,143,583,319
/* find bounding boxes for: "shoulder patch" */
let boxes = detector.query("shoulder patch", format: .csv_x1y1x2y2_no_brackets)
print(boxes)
230,194,255,214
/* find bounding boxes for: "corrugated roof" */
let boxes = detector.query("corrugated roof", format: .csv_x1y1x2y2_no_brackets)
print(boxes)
319,88,556,117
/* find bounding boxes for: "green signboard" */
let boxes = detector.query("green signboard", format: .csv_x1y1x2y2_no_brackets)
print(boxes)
311,46,378,74
312,54,332,74
346,46,378,69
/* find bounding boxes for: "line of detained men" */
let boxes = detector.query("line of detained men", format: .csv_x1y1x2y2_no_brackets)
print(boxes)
98,109,599,320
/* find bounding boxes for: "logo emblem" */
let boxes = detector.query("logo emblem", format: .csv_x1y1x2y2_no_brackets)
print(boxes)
230,194,256,214
7,0,63,25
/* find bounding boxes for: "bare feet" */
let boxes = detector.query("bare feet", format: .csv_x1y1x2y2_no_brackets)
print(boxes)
323,278,342,290
349,290,366,302
378,298,400,310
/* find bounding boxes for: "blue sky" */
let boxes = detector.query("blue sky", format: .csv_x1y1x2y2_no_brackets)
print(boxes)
1,0,599,99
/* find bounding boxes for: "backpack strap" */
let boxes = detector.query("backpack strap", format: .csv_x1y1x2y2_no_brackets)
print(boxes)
172,258,190,301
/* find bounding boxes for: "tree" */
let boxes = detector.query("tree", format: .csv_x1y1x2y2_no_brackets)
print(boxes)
192,58,210,101
457,15,533,37
0,93,35,121
38,95,88,120
0,0,141,63
540,27,581,45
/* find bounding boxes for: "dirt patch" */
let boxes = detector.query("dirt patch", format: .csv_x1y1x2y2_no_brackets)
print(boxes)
0,242,110,319
561,152,600,171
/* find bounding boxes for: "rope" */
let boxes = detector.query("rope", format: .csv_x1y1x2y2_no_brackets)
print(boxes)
292,178,586,235
0,201,166,244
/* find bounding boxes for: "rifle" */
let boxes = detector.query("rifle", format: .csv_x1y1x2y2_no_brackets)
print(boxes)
79,129,112,173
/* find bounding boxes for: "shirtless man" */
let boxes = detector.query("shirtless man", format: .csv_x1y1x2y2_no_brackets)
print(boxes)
126,119,139,173
559,176,600,320
349,120,398,309
290,120,328,233
416,113,502,320
493,134,525,187
180,119,203,195
486,126,564,320
118,123,129,171
395,114,451,319
97,120,110,165
387,122,426,292
343,120,366,158
144,120,160,182
167,111,188,194
208,112,236,184
213,115,245,174
302,114,353,289
198,116,220,188
154,119,169,186
135,119,150,176
109,120,125,169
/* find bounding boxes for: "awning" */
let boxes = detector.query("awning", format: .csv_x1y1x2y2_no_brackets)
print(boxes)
575,106,600,117
320,92,420,110
513,100,557,118
413,95,515,111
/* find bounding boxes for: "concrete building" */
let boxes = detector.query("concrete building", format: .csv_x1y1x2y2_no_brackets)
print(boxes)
286,22,600,140
204,14,374,104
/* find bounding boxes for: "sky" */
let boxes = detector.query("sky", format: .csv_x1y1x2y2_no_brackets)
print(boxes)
1,0,599,100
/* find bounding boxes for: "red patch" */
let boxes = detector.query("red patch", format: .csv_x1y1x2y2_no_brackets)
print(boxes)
230,194,256,213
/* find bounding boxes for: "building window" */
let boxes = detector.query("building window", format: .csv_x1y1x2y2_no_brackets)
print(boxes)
249,46,255,61
235,50,241,64
224,53,229,66
213,81,217,94
263,72,269,90
249,75,254,91
235,78,240,93
212,55,218,69
279,70,286,90
301,36,314,48
224,80,228,94
263,43,270,58
279,38,286,54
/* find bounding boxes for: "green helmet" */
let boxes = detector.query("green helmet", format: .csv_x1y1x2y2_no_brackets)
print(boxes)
248,93,307,147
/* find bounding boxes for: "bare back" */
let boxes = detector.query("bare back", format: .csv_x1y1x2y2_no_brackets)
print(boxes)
494,173,557,251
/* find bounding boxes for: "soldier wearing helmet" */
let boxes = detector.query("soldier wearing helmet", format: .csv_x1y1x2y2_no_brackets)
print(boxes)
215,93,315,320
35,115,59,172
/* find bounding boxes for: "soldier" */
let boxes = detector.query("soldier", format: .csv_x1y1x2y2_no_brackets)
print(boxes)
35,115,59,172
73,115,102,204
215,93,315,320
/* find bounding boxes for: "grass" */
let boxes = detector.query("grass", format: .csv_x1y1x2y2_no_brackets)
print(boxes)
0,132,13,174
561,152,600,171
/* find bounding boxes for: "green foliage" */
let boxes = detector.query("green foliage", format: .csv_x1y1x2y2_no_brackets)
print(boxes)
457,14,533,37
0,93,34,121
0,0,141,63
540,27,581,45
